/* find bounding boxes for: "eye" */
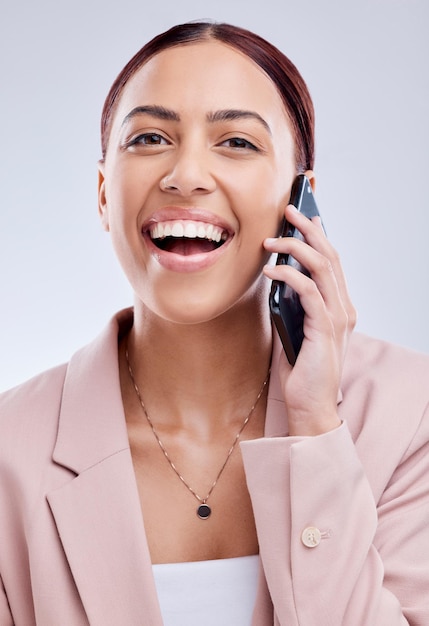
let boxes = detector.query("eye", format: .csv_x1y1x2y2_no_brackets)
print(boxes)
128,133,169,146
220,137,259,151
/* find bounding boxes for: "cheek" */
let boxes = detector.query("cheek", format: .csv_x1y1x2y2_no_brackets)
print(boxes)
231,166,291,238
101,174,140,259
102,167,145,235
270,140,297,208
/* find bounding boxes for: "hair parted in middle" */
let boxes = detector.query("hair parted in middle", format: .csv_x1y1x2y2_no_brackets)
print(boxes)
100,21,315,172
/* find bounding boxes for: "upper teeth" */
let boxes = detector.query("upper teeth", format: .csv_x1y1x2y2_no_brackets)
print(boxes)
149,220,226,243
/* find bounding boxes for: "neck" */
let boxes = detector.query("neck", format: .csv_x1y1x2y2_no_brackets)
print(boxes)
121,296,272,433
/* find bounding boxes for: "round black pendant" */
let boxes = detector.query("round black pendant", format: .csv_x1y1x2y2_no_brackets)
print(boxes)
197,504,211,519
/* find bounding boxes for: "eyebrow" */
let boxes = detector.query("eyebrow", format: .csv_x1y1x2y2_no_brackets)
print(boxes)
122,105,271,134
207,109,271,135
122,105,180,126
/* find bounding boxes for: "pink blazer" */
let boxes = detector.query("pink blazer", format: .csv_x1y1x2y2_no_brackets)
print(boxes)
1,308,428,625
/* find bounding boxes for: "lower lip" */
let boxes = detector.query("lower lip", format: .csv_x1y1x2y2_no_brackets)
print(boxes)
143,234,233,273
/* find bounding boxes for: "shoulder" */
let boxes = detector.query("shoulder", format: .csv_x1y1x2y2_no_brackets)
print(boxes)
344,332,429,400
0,308,132,464
0,364,67,410
0,307,133,429
0,364,67,424
341,332,429,461
337,333,429,501
0,364,68,460
347,331,429,373
0,365,70,512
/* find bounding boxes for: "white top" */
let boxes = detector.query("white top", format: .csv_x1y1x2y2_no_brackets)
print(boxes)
152,555,259,625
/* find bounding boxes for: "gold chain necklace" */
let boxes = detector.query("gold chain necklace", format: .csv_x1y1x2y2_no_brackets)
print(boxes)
125,349,270,520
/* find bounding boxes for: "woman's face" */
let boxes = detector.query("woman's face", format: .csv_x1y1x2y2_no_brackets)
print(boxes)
99,40,297,324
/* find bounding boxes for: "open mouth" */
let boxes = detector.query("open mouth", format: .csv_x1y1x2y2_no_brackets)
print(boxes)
147,219,230,256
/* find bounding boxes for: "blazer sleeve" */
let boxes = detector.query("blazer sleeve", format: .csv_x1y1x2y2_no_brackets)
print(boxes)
241,411,429,625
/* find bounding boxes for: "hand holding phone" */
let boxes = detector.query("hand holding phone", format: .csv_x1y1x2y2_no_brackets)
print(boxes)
269,174,325,365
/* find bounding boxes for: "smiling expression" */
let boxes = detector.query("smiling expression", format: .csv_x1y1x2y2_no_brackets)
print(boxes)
98,40,297,324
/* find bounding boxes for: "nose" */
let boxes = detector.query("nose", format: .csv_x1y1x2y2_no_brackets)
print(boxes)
159,144,216,196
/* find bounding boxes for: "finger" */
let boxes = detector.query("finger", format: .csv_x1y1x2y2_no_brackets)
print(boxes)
263,237,354,351
265,263,336,350
271,206,357,329
263,242,344,326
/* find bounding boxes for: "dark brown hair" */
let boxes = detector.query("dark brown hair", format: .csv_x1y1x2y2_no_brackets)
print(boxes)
100,21,315,171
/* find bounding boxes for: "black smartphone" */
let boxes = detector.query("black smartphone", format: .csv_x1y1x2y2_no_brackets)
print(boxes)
269,174,324,365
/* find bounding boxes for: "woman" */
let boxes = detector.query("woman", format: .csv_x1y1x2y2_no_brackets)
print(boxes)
0,21,428,625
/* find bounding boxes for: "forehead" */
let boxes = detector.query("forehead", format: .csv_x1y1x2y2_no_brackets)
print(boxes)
112,40,289,129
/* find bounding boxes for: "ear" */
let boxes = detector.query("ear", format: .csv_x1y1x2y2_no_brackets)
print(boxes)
97,161,110,232
304,169,316,192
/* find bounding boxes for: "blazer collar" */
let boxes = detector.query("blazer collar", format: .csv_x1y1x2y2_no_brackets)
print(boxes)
52,308,133,473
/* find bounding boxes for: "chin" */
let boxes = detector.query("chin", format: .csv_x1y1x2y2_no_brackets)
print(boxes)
155,300,232,327
141,279,268,329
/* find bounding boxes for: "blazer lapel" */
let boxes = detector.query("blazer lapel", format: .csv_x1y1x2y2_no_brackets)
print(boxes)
47,310,163,625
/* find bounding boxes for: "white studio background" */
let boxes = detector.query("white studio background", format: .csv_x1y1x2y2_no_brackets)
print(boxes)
0,0,428,392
